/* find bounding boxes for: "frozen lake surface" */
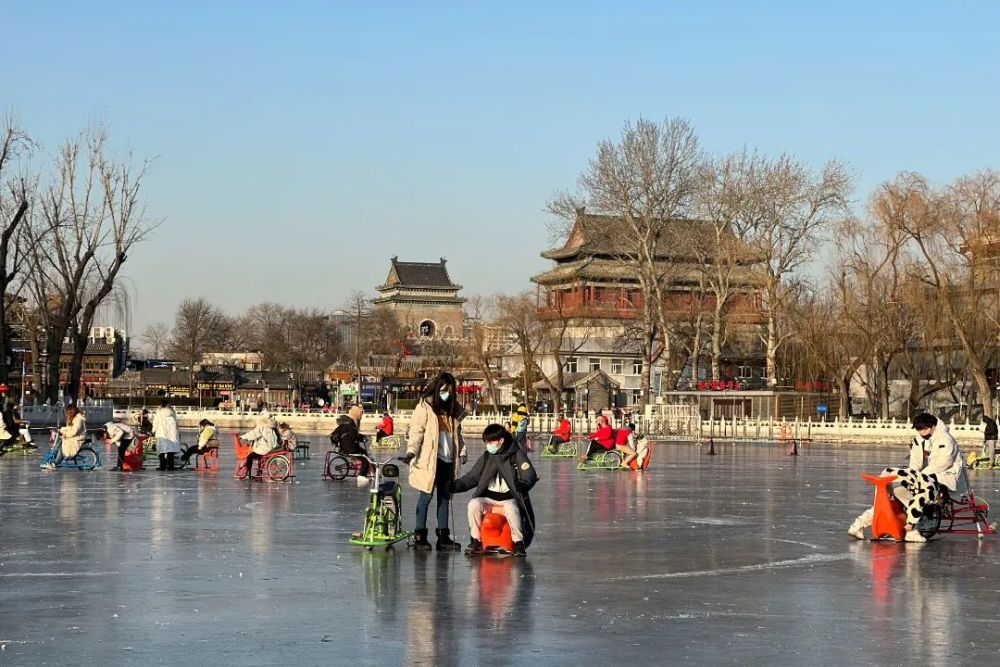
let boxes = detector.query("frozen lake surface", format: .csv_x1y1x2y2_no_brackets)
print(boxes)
3,436,1000,666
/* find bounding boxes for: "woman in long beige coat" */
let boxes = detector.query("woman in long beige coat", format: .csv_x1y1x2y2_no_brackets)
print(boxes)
403,372,467,551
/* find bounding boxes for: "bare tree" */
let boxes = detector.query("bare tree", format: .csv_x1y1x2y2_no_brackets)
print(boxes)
548,116,702,406
874,171,1000,417
342,291,371,389
23,127,157,401
240,302,288,370
695,150,761,381
495,292,544,405
141,321,170,358
167,298,228,391
0,115,35,385
465,295,503,408
743,154,851,386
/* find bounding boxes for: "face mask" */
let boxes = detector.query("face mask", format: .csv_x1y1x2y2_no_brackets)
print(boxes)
486,444,500,454
439,391,451,402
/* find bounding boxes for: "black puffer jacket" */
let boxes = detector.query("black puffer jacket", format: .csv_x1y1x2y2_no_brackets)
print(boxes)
984,415,998,441
330,415,365,454
452,441,539,546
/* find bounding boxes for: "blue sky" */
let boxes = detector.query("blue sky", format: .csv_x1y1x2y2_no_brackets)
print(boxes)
5,2,999,337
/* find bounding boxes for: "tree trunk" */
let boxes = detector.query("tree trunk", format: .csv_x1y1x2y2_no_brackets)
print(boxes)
838,374,852,419
765,310,779,387
973,367,992,419
879,360,891,420
0,296,8,385
711,301,724,382
0,200,29,385
66,333,88,403
43,333,63,403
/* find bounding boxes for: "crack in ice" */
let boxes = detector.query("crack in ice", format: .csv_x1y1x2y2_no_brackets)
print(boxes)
609,553,848,581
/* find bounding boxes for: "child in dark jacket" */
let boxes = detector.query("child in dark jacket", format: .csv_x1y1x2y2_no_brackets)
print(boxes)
450,423,538,557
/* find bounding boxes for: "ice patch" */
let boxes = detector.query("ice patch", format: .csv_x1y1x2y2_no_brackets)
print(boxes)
0,571,118,578
609,553,849,581
688,517,742,526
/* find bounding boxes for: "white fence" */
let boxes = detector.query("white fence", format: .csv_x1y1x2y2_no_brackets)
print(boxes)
699,416,987,444
110,406,984,445
23,401,115,429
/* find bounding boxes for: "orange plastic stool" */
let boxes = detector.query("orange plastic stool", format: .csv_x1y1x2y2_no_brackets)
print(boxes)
481,506,515,553
123,437,145,471
860,473,906,541
629,441,654,470
195,447,219,472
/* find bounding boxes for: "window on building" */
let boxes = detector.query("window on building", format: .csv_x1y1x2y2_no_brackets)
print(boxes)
632,359,642,376
737,365,752,378
564,357,578,373
611,358,623,375
632,389,642,405
589,357,601,372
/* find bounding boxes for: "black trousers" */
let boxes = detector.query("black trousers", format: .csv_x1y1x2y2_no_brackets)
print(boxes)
157,453,175,470
181,444,212,462
244,451,262,476
115,438,134,467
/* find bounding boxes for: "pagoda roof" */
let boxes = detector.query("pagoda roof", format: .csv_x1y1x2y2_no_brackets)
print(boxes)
531,258,764,287
379,257,461,290
541,210,760,263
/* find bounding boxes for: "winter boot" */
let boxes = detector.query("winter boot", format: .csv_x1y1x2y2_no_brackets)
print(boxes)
464,538,483,555
436,528,462,551
412,529,432,551
847,519,866,540
513,541,527,557
157,454,167,471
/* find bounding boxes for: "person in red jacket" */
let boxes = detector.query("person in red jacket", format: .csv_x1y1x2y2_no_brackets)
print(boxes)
614,422,639,468
551,415,572,445
580,415,614,462
376,413,394,443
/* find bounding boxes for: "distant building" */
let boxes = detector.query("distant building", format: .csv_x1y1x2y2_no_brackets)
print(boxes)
531,210,766,409
374,257,466,340
59,326,129,398
201,351,263,371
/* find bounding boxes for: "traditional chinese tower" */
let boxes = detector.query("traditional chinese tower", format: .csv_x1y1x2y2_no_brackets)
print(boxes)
374,257,466,339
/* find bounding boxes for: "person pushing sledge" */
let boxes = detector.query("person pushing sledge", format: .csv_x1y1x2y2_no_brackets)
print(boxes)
848,413,964,543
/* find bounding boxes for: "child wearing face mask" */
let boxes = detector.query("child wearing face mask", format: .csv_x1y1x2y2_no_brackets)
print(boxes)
449,423,538,557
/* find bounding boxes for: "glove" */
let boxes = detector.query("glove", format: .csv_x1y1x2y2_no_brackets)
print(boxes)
459,454,467,465
398,452,415,465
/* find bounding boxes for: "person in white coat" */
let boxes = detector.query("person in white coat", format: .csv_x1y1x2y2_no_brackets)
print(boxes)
153,400,181,471
849,413,964,543
42,405,87,470
104,419,137,471
239,414,279,478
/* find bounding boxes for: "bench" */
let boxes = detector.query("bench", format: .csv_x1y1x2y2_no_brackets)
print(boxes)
293,441,311,460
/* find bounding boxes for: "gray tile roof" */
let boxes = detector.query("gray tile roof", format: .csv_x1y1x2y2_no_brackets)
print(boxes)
386,258,459,288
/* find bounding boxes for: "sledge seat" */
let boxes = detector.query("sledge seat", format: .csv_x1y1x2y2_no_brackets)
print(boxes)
481,505,515,553
123,437,145,471
195,446,219,472
861,473,906,541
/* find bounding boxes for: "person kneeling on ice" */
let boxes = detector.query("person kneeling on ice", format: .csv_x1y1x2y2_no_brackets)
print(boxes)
848,412,964,543
450,424,538,557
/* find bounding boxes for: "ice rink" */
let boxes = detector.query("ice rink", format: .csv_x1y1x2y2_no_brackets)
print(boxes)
3,437,1000,666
